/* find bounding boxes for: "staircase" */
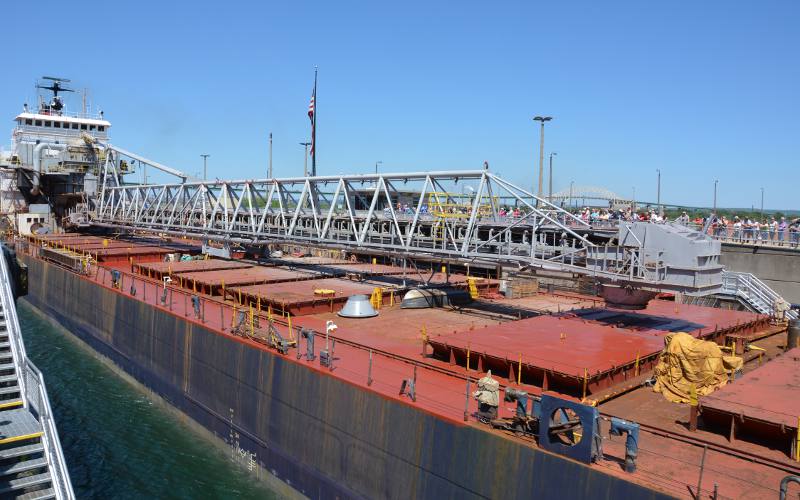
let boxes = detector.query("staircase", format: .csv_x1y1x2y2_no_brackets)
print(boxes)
720,270,798,320
0,250,73,499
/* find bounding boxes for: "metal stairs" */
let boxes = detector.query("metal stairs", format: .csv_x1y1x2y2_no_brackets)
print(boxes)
0,312,52,500
0,251,72,499
720,270,798,320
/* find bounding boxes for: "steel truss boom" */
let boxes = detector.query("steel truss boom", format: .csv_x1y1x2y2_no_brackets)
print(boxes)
93,170,723,293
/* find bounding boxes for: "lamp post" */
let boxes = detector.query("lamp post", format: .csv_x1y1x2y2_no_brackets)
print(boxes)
299,142,311,177
200,154,209,181
569,180,574,209
632,186,636,212
656,168,661,216
268,133,273,178
375,161,383,174
533,116,552,205
713,179,718,214
548,152,557,202
760,187,764,217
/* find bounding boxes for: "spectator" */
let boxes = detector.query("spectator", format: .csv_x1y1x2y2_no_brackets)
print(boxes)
677,211,690,226
733,217,742,241
760,220,769,242
790,219,800,248
778,217,787,244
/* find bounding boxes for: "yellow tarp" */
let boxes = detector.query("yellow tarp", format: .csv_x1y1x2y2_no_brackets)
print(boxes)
652,332,743,404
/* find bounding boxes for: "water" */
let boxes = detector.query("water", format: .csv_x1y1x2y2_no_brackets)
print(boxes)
17,301,278,500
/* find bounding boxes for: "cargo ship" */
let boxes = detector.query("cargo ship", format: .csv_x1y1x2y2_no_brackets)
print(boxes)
5,78,800,499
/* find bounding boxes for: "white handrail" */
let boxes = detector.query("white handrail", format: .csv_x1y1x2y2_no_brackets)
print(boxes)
0,249,74,499
721,270,798,320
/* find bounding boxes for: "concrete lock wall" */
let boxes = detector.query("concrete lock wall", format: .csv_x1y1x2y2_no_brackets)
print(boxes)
24,257,672,500
721,244,800,305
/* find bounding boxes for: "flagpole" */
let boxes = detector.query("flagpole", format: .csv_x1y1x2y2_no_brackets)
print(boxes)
312,67,317,176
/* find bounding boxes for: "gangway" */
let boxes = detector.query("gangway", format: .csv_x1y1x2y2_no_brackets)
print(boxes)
93,169,725,296
0,246,73,499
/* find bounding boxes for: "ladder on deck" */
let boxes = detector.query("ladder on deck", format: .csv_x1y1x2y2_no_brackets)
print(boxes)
720,270,798,320
0,250,73,500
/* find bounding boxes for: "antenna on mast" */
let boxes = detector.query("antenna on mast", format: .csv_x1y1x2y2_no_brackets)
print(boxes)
36,76,74,114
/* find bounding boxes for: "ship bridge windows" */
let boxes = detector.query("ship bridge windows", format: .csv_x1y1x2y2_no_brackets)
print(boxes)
89,124,96,131
98,125,105,132
71,123,79,130
44,121,51,127
53,121,61,128
25,119,32,125
35,120,42,126
80,124,87,130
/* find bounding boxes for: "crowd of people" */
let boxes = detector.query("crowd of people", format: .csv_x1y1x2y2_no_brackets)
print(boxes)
562,206,800,247
377,200,800,247
708,215,800,246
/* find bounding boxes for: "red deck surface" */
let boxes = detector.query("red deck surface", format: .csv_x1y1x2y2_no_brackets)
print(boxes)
135,259,253,275
177,266,320,293
702,348,800,429
426,300,766,395
92,246,174,263
33,250,789,498
639,300,761,332
29,233,89,241
430,314,666,377
229,278,394,315
294,306,501,358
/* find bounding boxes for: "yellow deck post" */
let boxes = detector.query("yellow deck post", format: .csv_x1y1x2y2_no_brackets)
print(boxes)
582,368,589,400
796,416,800,462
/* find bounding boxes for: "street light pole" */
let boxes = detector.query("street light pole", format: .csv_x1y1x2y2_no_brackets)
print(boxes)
569,180,574,208
299,142,311,177
375,161,383,174
656,168,661,216
760,187,764,217
268,133,273,178
533,116,552,205
713,179,718,214
632,186,636,212
200,154,210,181
548,152,557,202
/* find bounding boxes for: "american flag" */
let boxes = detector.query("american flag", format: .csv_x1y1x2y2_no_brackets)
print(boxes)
308,87,316,156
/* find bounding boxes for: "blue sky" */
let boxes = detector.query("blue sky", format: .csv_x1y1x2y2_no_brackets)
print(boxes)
3,1,798,209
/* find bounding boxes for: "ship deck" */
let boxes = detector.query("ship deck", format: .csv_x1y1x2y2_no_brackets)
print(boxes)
23,234,800,499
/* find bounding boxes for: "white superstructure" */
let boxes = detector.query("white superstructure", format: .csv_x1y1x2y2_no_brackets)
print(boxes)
0,77,116,234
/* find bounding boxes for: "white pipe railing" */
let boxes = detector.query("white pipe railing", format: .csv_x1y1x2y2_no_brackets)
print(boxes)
0,250,74,499
721,270,797,320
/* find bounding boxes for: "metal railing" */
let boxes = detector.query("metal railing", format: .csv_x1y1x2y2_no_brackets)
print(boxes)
720,270,797,320
0,249,74,499
583,219,800,249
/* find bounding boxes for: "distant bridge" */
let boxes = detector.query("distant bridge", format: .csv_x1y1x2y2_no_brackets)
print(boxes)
550,186,630,205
